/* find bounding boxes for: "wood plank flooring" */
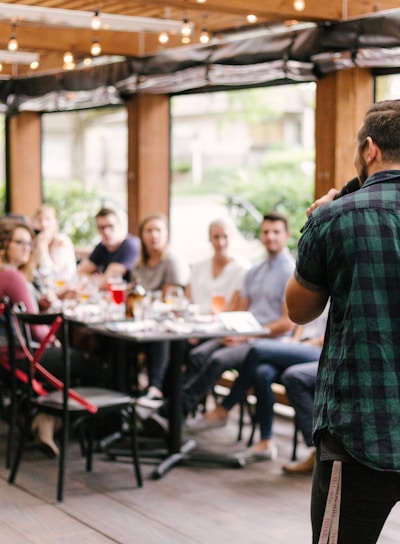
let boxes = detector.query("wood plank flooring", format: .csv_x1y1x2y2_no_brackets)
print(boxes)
0,409,399,543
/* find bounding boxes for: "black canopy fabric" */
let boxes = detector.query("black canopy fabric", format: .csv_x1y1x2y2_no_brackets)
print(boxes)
3,10,400,113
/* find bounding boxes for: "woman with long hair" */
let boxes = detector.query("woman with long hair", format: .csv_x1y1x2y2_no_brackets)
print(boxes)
0,218,87,457
131,213,190,407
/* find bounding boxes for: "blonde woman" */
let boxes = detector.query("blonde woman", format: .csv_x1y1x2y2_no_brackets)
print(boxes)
186,217,251,314
32,204,76,284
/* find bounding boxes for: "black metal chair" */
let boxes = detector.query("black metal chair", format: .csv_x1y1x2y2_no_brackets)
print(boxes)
0,296,23,469
7,308,142,501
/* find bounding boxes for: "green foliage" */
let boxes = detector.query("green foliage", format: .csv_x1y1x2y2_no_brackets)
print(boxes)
43,181,100,247
223,149,315,253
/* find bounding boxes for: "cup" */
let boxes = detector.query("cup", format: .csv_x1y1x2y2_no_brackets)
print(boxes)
211,294,226,314
110,281,127,305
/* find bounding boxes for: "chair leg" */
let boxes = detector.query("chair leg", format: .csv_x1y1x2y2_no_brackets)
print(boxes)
8,409,31,485
128,405,142,488
85,419,94,473
291,420,299,461
237,401,245,442
57,413,69,502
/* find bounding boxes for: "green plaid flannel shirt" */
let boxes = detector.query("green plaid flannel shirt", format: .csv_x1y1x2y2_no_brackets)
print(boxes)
295,170,400,471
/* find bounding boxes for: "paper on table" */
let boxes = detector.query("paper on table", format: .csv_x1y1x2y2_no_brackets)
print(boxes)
105,320,157,333
218,311,267,334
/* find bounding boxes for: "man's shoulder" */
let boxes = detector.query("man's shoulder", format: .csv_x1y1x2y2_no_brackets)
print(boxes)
124,234,140,247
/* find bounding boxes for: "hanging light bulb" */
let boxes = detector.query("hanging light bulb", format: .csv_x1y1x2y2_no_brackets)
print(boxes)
30,60,39,70
90,38,102,56
63,51,74,64
247,14,258,24
293,0,305,11
181,18,192,37
181,36,191,44
158,31,169,44
0,63,3,72
91,8,101,30
7,24,18,52
199,28,210,44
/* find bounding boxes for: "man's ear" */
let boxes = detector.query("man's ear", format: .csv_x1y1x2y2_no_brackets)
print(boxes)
365,136,378,164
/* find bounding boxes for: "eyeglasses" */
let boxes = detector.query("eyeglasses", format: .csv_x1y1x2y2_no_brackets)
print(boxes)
11,239,34,249
97,223,116,232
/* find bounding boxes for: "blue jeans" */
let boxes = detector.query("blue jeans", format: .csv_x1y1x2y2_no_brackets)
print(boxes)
280,361,318,447
221,339,321,440
312,443,400,543
182,339,252,416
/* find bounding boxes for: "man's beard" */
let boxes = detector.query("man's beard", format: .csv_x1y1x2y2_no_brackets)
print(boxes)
358,156,368,185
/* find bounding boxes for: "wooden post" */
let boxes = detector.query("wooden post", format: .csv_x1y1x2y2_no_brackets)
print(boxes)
315,68,374,199
6,112,42,217
125,94,170,235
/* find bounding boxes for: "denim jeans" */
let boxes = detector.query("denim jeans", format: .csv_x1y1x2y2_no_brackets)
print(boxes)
280,361,318,447
182,339,252,416
312,444,400,544
221,339,321,440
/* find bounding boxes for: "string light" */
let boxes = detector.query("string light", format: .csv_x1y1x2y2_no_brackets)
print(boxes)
181,36,191,44
7,24,18,52
199,16,210,44
63,51,74,64
158,31,169,44
199,28,210,44
181,18,192,37
30,60,39,70
91,8,101,30
293,0,305,11
90,38,101,56
247,14,257,24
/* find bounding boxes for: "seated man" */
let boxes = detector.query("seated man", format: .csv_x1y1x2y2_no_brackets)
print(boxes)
78,207,140,290
180,212,295,425
191,310,326,461
280,361,318,475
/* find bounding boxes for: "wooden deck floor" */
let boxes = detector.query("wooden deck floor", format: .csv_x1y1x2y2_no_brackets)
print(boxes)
0,409,399,544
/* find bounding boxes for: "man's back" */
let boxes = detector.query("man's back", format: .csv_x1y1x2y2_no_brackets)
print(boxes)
299,171,400,470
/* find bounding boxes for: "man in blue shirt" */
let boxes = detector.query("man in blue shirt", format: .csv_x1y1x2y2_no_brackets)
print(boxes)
286,99,400,544
78,207,140,290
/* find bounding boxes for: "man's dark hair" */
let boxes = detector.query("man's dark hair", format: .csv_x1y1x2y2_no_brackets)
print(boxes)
95,207,118,220
262,212,289,231
358,100,400,163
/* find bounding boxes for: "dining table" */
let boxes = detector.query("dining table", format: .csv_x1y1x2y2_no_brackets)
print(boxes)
66,304,266,478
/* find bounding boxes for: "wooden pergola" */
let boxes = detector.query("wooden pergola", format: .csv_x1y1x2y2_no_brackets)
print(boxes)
2,1,400,234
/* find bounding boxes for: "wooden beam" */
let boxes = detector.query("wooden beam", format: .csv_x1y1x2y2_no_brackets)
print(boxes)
314,67,374,199
7,112,42,217
126,94,170,235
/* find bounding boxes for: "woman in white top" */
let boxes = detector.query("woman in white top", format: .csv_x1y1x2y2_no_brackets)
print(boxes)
186,218,251,314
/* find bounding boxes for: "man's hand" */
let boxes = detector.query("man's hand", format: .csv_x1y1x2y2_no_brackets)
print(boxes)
306,188,339,217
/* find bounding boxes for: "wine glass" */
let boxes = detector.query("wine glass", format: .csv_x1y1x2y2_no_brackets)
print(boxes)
165,286,184,309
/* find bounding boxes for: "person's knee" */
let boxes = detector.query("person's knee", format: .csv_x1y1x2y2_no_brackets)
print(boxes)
255,364,276,385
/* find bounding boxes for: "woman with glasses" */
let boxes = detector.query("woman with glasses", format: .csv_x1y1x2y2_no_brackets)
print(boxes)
0,218,90,458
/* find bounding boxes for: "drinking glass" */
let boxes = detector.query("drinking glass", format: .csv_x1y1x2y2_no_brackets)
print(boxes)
165,286,184,309
111,281,127,305
211,293,226,314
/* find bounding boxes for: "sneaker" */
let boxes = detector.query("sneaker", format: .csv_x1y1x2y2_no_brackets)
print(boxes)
185,415,227,433
136,390,164,410
234,444,278,462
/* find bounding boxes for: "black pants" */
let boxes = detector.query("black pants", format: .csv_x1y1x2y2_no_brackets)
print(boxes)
311,445,400,544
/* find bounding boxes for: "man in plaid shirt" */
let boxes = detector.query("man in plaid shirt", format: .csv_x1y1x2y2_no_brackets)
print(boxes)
286,100,400,544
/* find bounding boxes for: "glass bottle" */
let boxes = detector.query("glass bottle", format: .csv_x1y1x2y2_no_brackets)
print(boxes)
125,275,146,319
